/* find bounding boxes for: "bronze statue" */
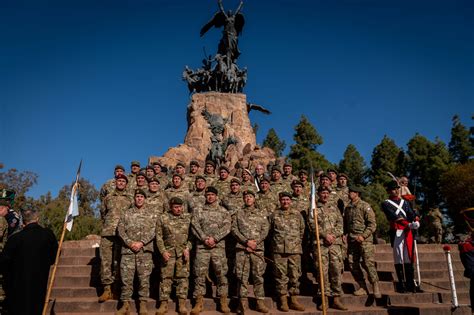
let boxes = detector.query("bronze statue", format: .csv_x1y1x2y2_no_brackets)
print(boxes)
202,108,237,167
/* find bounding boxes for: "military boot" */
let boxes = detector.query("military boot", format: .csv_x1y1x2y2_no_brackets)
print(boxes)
255,299,269,313
317,296,328,311
139,300,148,315
289,295,305,311
353,281,368,296
238,298,248,314
156,300,168,315
116,301,130,315
278,295,289,312
190,296,203,315
98,285,113,303
332,296,348,311
178,299,188,315
219,295,230,314
372,281,382,298
394,264,406,293
404,264,416,293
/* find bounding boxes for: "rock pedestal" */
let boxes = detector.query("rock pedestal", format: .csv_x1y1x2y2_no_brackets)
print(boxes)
150,92,275,168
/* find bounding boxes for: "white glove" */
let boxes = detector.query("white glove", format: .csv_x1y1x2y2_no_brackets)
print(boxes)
409,221,420,230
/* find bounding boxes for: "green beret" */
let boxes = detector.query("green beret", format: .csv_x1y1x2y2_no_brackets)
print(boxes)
190,160,200,167
327,168,338,174
152,161,162,166
0,199,10,207
283,162,292,168
134,189,147,198
169,197,184,205
219,165,230,173
260,176,271,183
337,173,349,180
205,160,216,167
230,178,242,185
147,176,160,184
319,173,331,180
136,171,147,178
172,173,184,180
242,189,255,197
317,186,332,193
348,185,364,194
279,191,292,199
291,179,304,187
271,165,282,173
131,160,140,167
175,162,186,169
205,186,218,195
195,175,206,182
298,170,308,176
115,164,125,171
115,174,129,183
145,165,154,170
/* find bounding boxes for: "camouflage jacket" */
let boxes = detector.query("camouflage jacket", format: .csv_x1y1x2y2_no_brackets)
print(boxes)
147,191,165,215
100,178,116,202
101,189,132,236
156,211,192,258
222,191,244,215
191,202,231,249
270,179,291,196
310,201,344,246
165,186,191,212
270,208,305,254
214,178,232,197
344,198,376,242
291,194,309,216
127,173,137,190
117,204,157,254
189,190,206,213
256,190,278,215
335,186,350,213
232,205,270,252
241,180,257,192
203,173,217,186
156,173,169,189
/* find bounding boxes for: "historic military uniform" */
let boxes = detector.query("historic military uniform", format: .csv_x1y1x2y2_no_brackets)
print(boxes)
155,199,192,315
344,187,380,298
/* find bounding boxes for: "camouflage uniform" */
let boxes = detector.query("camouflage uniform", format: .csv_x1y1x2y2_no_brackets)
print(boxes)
241,180,257,192
335,186,350,212
127,184,148,197
204,173,217,186
147,191,165,215
270,207,305,296
156,173,169,189
117,204,157,301
99,189,132,286
222,191,244,215
191,202,232,298
189,190,206,213
309,200,344,297
270,179,291,196
344,199,378,285
165,186,191,212
127,173,137,190
256,190,278,215
282,174,298,187
291,194,309,217
232,205,270,299
214,178,233,197
156,211,193,301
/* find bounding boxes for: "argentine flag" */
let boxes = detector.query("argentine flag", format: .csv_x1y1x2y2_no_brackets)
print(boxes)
65,161,82,231
310,169,316,219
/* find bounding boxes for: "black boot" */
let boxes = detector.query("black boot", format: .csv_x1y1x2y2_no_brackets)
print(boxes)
394,264,406,293
404,264,416,293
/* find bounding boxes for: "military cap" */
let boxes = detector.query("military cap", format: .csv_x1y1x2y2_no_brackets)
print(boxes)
386,180,400,190
131,160,140,167
136,171,147,178
348,185,364,194
114,164,125,171
152,161,162,166
134,189,147,198
219,165,230,173
205,160,216,167
317,186,332,193
327,168,338,174
243,168,252,175
169,197,184,205
271,165,282,173
283,162,292,168
279,191,292,199
0,199,10,207
205,186,218,195
337,173,349,180
195,175,206,181
242,189,256,197
175,162,186,169
230,178,242,185
115,174,129,183
190,160,200,167
147,176,160,184
145,165,154,170
260,176,271,183
298,169,308,176
172,173,184,180
291,179,304,187
319,173,331,180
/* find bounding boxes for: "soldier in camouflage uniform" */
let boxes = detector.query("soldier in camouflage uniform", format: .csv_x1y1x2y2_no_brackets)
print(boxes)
98,174,132,303
116,189,157,315
270,166,291,196
241,168,257,192
327,168,338,190
256,177,278,215
344,186,381,298
100,165,126,206
127,160,141,190
232,190,270,314
189,175,207,212
309,186,347,311
290,180,309,216
214,165,233,197
153,161,169,189
282,163,297,186
165,173,192,213
335,173,350,212
190,186,232,315
128,171,148,196
155,197,193,315
270,192,306,312
298,170,311,198
187,160,201,192
146,176,165,215
222,178,244,215
203,160,217,186
145,165,156,181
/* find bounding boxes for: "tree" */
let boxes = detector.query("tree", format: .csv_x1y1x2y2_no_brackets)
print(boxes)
0,165,38,197
440,160,474,233
58,178,99,217
369,136,403,184
288,115,331,171
364,183,390,240
262,128,286,157
449,115,473,164
339,144,367,185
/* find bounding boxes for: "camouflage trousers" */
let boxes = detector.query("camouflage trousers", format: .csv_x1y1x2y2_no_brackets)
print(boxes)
313,243,343,296
159,255,190,300
99,235,121,285
235,250,266,299
193,247,228,298
273,253,301,296
120,251,153,301
348,241,379,284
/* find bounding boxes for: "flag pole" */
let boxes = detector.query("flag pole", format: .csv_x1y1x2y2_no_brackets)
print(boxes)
42,161,81,315
310,166,327,314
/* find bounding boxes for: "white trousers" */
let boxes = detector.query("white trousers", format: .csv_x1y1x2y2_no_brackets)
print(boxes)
393,229,411,264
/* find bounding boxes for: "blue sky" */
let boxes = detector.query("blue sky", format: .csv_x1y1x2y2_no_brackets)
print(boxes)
1,0,473,198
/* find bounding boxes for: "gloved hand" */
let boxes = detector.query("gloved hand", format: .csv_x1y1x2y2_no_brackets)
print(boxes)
408,221,420,230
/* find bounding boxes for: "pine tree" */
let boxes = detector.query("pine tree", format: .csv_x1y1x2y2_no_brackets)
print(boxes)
448,115,473,164
369,135,403,184
339,144,367,185
262,128,286,157
288,115,331,171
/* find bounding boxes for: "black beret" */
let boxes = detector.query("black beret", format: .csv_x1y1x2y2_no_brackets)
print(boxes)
327,168,338,174
291,179,304,187
260,176,271,183
348,185,364,194
195,175,206,182
298,170,308,175
169,197,184,205
279,191,292,199
134,189,147,198
131,160,140,167
115,164,125,171
205,186,218,195
172,173,184,180
230,178,242,185
337,173,349,180
317,186,332,193
242,189,255,197
319,173,331,180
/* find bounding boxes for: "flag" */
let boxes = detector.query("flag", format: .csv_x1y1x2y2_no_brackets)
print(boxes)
65,160,82,232
310,168,316,219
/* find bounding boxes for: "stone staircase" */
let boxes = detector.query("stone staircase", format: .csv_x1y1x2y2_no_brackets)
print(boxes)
49,240,472,315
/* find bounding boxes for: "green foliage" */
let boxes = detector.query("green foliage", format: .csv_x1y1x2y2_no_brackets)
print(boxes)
449,115,473,164
369,136,403,184
364,183,390,241
406,134,452,208
440,160,474,233
339,144,367,185
58,178,99,216
0,164,38,197
262,128,286,157
288,115,331,171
